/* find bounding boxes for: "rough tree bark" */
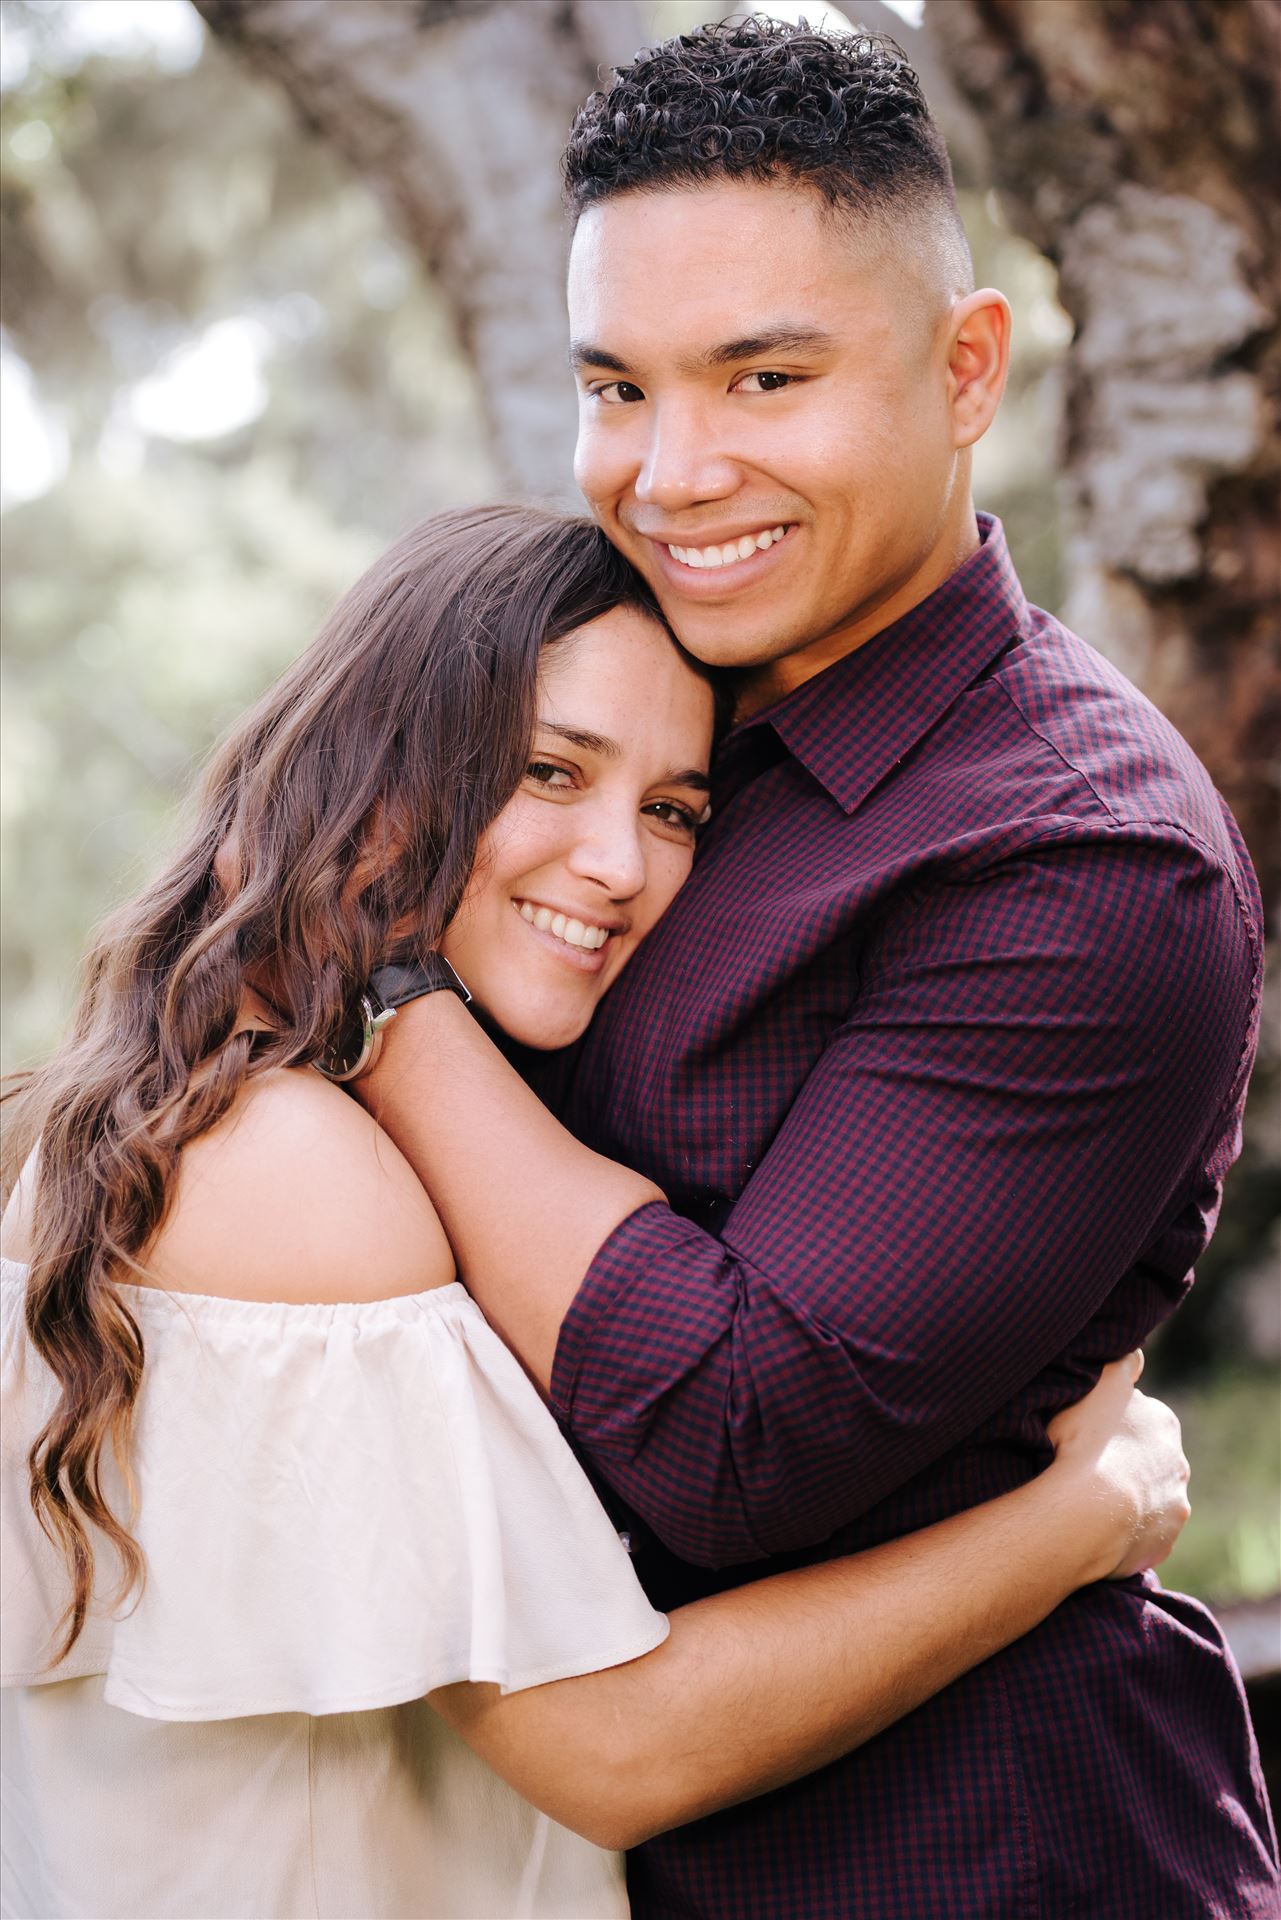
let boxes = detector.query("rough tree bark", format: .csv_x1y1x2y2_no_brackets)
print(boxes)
928,0,1280,916
193,0,647,501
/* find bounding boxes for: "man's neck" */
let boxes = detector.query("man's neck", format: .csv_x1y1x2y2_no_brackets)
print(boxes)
736,502,983,722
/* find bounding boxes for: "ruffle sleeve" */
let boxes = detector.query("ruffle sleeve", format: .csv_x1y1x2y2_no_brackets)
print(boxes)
0,1260,667,1722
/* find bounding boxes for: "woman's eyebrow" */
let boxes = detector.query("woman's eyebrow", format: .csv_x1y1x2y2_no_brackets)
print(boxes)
535,720,710,791
537,719,620,757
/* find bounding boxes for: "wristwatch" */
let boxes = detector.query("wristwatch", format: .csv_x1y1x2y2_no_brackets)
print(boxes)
316,955,471,1083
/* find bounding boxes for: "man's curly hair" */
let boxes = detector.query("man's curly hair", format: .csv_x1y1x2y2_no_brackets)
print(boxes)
563,15,959,230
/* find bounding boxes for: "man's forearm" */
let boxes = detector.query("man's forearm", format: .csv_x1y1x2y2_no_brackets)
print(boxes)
357,993,660,1388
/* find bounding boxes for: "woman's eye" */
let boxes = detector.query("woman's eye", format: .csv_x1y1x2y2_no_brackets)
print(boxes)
525,761,574,789
643,800,702,834
593,381,646,405
732,371,795,394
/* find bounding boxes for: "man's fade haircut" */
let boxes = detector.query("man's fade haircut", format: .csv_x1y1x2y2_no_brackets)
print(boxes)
563,14,972,290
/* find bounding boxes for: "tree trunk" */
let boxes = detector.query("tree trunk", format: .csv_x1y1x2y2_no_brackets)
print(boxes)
928,0,1280,918
194,0,647,502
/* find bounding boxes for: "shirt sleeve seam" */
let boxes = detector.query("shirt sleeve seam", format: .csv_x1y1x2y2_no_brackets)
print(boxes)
989,676,1124,826
711,1236,815,1559
947,803,1252,917
987,682,1262,975
855,807,1261,1194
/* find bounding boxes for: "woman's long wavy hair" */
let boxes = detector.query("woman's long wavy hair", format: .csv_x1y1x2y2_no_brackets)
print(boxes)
2,504,679,1662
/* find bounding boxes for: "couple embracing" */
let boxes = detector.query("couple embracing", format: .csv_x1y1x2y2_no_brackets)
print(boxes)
2,20,1275,1920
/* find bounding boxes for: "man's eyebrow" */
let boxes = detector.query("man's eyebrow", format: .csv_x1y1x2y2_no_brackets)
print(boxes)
569,341,630,373
568,326,839,379
535,719,711,791
701,325,839,366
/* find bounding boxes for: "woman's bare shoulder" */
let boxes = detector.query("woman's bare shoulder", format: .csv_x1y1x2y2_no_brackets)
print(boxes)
142,1068,457,1304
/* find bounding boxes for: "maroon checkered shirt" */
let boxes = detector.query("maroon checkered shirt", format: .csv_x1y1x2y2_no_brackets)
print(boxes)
546,518,1278,1918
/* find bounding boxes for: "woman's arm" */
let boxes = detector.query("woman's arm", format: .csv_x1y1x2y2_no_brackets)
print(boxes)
430,1355,1187,1851
358,992,652,1386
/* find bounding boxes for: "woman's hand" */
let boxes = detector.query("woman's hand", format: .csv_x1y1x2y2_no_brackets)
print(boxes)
1046,1352,1191,1582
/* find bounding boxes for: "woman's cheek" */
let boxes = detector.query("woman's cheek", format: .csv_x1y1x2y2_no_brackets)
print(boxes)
605,841,694,979
654,840,697,916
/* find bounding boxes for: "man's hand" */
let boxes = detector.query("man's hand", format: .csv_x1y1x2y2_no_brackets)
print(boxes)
1047,1352,1191,1582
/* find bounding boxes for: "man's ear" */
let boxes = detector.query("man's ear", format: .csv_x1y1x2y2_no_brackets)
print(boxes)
946,289,1012,449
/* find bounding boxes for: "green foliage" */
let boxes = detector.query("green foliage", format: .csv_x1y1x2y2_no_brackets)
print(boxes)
1,456,380,1062
1160,1370,1281,1606
1,1,496,1066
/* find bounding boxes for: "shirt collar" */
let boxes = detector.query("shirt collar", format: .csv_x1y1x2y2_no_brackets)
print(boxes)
720,514,1029,817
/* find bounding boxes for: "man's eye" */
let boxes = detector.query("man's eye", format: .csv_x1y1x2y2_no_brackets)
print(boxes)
593,381,645,405
732,371,795,394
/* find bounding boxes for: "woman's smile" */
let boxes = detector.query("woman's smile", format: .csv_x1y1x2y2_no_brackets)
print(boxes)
511,897,623,963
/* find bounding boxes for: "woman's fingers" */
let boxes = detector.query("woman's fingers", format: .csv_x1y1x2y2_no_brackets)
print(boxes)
1104,1390,1192,1579
1045,1359,1190,1579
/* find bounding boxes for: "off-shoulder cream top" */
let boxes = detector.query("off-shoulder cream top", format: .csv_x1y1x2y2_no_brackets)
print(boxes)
0,1259,668,1918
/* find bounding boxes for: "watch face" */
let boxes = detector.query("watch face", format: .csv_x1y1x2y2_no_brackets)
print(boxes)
317,994,376,1083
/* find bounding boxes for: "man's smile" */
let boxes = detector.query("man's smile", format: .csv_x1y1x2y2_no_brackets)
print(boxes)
666,523,792,569
642,522,800,593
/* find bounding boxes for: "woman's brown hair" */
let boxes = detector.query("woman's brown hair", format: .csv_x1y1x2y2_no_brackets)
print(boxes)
3,503,694,1661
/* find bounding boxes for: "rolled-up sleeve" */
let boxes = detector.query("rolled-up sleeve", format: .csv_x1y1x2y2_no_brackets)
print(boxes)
549,827,1259,1567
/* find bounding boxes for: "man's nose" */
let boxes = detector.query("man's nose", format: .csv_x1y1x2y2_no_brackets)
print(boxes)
565,805,648,901
636,403,740,511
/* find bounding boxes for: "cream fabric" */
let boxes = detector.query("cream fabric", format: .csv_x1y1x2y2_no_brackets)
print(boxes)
0,1259,667,1918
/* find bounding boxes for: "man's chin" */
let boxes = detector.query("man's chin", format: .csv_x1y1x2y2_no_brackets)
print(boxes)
661,607,802,673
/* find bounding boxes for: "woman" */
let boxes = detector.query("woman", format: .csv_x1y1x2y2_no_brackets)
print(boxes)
0,506,1188,1920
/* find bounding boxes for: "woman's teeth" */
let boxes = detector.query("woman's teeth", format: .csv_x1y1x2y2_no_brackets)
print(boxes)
517,902,610,950
667,525,790,570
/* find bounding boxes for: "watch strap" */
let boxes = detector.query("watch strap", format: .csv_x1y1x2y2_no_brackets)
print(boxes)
368,954,471,1013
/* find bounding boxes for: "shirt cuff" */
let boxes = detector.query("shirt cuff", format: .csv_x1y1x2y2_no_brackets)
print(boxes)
549,1199,688,1425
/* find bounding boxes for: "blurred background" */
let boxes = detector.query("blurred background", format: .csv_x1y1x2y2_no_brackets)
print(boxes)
1,0,1277,1721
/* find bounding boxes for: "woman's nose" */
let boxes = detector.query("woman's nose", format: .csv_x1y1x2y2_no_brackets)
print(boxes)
564,806,647,901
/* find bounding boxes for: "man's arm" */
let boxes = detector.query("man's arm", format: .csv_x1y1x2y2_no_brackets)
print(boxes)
361,829,1256,1565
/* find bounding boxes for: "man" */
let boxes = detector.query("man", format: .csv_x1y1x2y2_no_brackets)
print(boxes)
361,20,1277,1918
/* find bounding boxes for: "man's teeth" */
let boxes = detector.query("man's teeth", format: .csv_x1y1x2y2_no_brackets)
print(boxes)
518,902,610,950
667,525,789,570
